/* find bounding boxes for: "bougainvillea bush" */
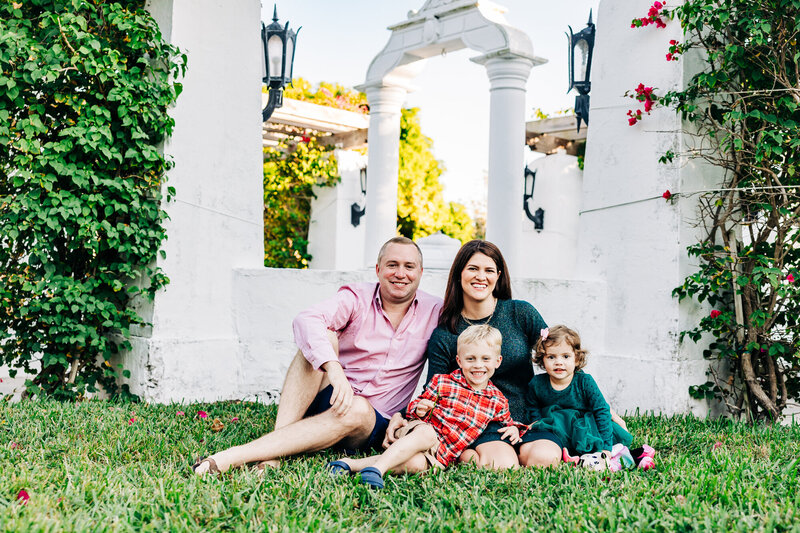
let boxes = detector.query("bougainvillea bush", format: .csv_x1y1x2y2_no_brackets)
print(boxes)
0,1,184,400
632,0,800,421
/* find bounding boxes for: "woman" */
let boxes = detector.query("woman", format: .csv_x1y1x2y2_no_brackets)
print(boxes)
388,240,625,469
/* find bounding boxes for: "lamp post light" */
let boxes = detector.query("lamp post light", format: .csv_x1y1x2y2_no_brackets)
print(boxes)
523,165,544,231
261,6,299,122
350,166,367,227
566,10,595,133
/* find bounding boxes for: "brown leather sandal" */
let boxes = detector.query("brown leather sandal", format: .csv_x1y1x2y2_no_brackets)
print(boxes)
251,459,280,477
192,456,220,475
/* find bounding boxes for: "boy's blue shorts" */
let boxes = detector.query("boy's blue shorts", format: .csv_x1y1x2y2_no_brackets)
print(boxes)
304,384,390,453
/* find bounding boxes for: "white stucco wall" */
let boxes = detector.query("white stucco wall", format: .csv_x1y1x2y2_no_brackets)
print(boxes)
517,151,583,279
121,0,265,402
573,0,714,415
307,150,368,270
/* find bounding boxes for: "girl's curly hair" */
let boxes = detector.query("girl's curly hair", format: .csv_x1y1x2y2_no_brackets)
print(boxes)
532,325,588,370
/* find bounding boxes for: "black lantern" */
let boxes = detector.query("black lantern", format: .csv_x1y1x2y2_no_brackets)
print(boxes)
350,166,367,227
523,166,544,231
566,10,595,133
261,6,299,122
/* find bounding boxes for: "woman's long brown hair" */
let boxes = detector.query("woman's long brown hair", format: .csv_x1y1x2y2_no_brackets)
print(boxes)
439,240,512,333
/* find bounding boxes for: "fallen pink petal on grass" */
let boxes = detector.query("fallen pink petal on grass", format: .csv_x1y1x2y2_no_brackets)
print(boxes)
197,411,208,419
712,441,723,450
9,441,19,449
16,489,29,505
128,417,136,425
231,417,239,422
176,411,185,416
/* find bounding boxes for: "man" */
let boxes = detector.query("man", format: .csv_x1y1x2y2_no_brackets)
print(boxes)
193,236,442,474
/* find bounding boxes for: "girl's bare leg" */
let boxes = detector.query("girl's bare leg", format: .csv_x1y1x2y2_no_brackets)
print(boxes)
518,439,561,467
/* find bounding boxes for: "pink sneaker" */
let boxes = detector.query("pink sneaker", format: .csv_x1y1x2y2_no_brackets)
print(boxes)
637,456,655,470
562,447,580,465
638,444,656,459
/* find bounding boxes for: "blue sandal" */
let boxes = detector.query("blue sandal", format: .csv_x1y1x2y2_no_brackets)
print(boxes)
358,467,384,489
326,460,352,476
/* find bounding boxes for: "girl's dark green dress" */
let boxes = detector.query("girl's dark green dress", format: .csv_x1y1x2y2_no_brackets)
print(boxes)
526,371,632,454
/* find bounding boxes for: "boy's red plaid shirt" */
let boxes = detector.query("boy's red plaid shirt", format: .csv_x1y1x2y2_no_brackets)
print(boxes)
407,369,528,466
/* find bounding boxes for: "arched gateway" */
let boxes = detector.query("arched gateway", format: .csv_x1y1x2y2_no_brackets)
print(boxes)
356,0,546,269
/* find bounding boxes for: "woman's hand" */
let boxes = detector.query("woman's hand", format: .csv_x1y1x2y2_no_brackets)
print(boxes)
414,399,435,419
321,360,354,417
382,412,408,449
498,425,521,445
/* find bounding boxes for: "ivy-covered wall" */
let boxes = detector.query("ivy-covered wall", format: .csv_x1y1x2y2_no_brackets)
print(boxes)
0,1,184,400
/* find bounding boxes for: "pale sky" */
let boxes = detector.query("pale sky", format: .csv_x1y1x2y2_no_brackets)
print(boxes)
264,0,599,210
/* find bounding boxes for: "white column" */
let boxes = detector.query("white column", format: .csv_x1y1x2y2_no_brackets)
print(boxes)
474,54,533,273
362,84,407,267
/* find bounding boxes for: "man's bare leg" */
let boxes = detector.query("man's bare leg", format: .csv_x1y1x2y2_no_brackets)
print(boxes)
195,396,376,475
274,331,339,430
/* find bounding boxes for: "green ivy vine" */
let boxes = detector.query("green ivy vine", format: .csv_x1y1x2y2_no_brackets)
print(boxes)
0,0,184,400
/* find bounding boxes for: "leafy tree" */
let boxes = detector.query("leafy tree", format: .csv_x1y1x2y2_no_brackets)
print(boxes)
398,107,474,243
263,137,339,268
647,0,800,421
0,1,183,400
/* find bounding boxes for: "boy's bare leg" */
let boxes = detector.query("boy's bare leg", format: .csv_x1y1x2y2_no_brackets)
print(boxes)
459,449,479,464
469,441,519,470
338,423,439,475
195,396,375,475
274,331,340,430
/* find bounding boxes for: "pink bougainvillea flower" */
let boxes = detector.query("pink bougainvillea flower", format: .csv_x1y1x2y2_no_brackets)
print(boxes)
16,489,29,505
712,441,723,450
128,417,136,425
710,310,722,319
662,190,672,200
787,274,795,283
176,411,185,416
301,136,311,143
231,417,240,422
628,117,638,126
669,39,677,45
197,411,208,419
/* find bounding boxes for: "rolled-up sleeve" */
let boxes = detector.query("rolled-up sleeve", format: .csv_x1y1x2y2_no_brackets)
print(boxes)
292,287,360,370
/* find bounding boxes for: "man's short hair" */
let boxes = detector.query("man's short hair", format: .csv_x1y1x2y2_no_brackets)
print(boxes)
457,324,502,352
376,236,423,268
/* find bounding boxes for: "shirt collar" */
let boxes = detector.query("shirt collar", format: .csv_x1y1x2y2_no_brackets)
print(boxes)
373,283,419,311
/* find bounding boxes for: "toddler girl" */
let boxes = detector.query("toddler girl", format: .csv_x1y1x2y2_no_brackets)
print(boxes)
526,325,653,469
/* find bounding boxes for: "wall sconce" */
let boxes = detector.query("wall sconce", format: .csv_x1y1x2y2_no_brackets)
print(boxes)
566,10,595,133
523,166,544,231
261,6,299,122
350,166,367,227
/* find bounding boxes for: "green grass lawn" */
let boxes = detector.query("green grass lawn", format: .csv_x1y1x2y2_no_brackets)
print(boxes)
2,400,799,532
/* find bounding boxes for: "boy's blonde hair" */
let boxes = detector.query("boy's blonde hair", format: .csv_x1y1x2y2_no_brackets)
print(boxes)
532,324,588,370
457,324,502,353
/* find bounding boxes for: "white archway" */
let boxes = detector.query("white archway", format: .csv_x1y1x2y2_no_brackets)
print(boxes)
356,0,546,268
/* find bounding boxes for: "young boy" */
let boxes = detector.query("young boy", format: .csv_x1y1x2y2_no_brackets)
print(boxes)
327,324,528,489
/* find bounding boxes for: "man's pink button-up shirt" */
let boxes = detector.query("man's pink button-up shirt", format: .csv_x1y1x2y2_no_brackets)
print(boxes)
292,282,443,418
